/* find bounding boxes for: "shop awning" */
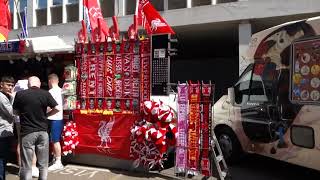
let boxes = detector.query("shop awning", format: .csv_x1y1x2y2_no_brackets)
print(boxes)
31,35,74,53
0,35,74,60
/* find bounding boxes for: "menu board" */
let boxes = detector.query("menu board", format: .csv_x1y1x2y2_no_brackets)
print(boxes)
290,37,320,104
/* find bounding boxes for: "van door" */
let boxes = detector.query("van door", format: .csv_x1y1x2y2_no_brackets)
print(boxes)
234,62,278,143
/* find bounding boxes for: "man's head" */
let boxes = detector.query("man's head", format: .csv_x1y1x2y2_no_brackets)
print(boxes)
125,99,130,108
0,76,15,94
106,99,112,108
48,73,59,89
28,76,41,88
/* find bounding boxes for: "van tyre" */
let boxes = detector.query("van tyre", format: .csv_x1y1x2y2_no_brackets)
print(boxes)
215,127,242,164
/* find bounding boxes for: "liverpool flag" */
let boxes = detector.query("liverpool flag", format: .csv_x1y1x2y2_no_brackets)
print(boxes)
83,0,109,39
137,0,175,35
0,0,11,42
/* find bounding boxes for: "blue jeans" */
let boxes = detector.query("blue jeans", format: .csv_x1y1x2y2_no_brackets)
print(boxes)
20,131,49,180
0,137,12,180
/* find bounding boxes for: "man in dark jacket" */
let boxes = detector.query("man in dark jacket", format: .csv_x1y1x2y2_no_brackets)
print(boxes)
0,76,15,180
13,76,59,180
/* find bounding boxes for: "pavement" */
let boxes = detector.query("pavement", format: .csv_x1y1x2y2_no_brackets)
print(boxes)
5,163,217,180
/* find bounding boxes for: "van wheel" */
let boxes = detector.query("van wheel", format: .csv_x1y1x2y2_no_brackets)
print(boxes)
215,127,242,164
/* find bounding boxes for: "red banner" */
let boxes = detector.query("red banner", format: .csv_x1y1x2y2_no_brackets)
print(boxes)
80,44,89,109
0,0,11,41
83,0,109,37
140,39,151,103
132,40,141,112
87,43,97,110
138,0,175,35
105,42,114,111
75,113,138,160
114,42,123,112
122,40,133,113
187,83,201,174
96,42,105,110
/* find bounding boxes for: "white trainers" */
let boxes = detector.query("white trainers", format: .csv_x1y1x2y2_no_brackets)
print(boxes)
48,161,64,171
32,166,39,178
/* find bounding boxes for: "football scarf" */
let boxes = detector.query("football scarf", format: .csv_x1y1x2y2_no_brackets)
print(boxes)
79,43,89,110
200,83,212,177
175,83,189,173
105,41,114,112
114,41,123,113
132,40,141,113
87,42,98,111
187,82,201,175
140,39,151,104
122,40,133,113
96,41,105,111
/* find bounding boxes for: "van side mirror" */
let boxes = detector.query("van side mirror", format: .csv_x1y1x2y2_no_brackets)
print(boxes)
228,87,235,105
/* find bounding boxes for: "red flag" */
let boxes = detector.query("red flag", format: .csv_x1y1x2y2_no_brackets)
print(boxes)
138,0,175,35
127,15,138,40
78,20,88,43
0,0,11,41
83,0,109,38
109,16,120,41
92,18,105,42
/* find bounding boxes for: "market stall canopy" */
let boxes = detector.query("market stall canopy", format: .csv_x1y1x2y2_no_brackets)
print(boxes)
31,35,73,53
0,35,74,60
245,16,320,66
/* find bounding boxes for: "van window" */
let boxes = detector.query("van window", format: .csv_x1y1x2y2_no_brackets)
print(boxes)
249,74,268,102
248,62,277,102
234,65,253,105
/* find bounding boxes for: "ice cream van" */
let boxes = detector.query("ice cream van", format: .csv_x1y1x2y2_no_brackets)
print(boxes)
213,16,320,171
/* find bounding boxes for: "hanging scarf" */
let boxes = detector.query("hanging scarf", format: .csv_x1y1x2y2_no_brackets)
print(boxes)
132,40,141,113
140,39,151,104
87,42,98,111
187,82,201,175
104,41,115,113
122,40,133,113
114,41,123,113
79,43,89,110
200,83,212,177
96,42,105,111
175,83,188,173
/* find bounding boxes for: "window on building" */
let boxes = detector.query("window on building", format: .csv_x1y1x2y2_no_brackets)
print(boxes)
192,0,211,7
168,0,186,10
101,0,114,18
17,12,25,29
20,0,27,10
36,0,47,9
125,0,136,15
9,0,14,12
51,6,62,24
217,0,237,3
68,0,79,4
150,0,164,11
36,0,47,26
10,0,14,29
53,0,63,6
67,3,79,22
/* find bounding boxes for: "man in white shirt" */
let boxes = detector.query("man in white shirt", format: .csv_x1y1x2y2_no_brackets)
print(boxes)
47,74,64,171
